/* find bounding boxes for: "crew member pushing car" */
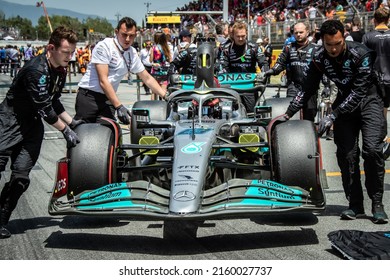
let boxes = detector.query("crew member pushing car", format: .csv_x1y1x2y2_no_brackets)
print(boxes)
0,26,82,239
285,20,388,224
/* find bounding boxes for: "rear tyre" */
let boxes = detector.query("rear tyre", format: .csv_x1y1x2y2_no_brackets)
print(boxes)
68,124,116,197
271,120,318,191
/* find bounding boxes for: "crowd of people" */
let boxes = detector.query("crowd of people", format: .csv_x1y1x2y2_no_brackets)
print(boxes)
176,0,389,28
0,43,96,78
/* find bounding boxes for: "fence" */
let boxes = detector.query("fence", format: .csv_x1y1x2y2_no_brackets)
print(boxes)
249,11,375,45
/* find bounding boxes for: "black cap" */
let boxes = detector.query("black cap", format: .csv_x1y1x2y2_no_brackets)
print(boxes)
179,29,191,39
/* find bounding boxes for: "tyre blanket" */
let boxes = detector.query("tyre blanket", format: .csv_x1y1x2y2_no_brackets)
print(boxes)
328,230,390,260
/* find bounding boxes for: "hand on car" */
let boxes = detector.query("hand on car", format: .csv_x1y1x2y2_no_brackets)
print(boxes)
115,104,131,125
61,126,80,148
69,118,85,130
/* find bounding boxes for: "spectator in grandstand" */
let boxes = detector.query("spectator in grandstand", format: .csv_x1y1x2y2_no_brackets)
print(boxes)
308,4,318,31
326,6,336,19
218,21,268,113
285,20,388,224
264,22,321,121
363,7,390,159
366,0,374,11
74,17,167,124
336,2,344,12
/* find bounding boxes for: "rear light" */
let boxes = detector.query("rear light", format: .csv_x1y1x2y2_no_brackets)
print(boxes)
52,158,69,199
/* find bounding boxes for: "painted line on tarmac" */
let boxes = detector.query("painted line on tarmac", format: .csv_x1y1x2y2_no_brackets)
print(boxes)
327,170,390,176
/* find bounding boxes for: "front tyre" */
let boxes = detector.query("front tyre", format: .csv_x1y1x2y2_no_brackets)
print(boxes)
68,124,116,197
271,120,318,191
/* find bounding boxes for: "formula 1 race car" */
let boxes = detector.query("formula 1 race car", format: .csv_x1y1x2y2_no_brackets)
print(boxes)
48,41,326,238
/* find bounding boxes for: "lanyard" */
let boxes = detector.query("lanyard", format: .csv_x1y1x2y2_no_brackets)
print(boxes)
113,39,132,74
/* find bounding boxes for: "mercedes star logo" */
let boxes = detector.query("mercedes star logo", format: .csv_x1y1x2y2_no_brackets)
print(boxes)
173,190,196,201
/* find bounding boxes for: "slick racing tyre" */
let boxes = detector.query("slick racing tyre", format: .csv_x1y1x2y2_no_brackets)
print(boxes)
263,97,299,120
271,120,318,191
130,100,169,147
68,124,116,197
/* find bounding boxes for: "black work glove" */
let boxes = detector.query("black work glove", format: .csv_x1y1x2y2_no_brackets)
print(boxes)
61,126,80,148
115,104,131,125
318,113,335,137
69,118,85,130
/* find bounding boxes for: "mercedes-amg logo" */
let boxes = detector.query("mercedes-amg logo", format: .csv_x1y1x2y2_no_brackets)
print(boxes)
173,190,196,201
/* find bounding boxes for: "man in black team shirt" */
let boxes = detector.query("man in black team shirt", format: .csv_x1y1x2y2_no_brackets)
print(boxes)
218,21,268,113
285,20,388,224
362,7,390,159
264,22,322,121
0,27,81,238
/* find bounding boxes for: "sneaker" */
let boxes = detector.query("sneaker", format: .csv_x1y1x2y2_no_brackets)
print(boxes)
0,225,11,239
340,207,365,220
326,129,334,140
372,203,389,224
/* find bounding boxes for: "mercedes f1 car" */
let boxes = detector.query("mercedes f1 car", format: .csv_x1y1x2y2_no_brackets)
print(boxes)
48,40,326,237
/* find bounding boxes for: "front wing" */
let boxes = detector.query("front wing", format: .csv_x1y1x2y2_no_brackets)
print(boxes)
49,179,325,220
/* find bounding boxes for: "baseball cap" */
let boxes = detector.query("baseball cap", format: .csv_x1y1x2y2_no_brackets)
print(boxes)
256,38,263,44
179,29,191,39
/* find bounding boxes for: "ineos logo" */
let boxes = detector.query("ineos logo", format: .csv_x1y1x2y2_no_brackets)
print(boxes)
173,191,196,201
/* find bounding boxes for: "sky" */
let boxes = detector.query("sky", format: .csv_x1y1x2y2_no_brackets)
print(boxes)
8,0,192,26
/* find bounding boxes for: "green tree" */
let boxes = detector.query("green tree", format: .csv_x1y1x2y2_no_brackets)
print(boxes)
83,17,114,37
1,12,114,41
5,16,35,40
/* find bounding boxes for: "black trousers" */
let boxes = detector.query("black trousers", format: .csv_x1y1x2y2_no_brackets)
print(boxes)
240,93,256,113
143,66,152,93
75,88,116,123
333,93,386,208
286,82,318,122
0,122,44,216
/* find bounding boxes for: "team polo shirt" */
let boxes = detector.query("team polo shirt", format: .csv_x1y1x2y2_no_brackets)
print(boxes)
78,37,145,94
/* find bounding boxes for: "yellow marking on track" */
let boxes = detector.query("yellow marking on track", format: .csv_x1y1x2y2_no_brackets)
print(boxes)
326,170,390,176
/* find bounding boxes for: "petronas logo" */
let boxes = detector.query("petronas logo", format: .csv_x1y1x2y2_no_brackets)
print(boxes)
181,142,206,154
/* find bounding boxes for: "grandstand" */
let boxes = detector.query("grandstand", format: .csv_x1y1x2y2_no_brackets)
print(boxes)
144,0,382,46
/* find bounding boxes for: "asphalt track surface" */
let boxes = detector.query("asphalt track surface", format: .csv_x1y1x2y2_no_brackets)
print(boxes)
1,73,390,261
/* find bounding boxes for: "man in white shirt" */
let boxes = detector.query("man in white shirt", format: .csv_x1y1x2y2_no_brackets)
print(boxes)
75,17,167,124
139,40,153,94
